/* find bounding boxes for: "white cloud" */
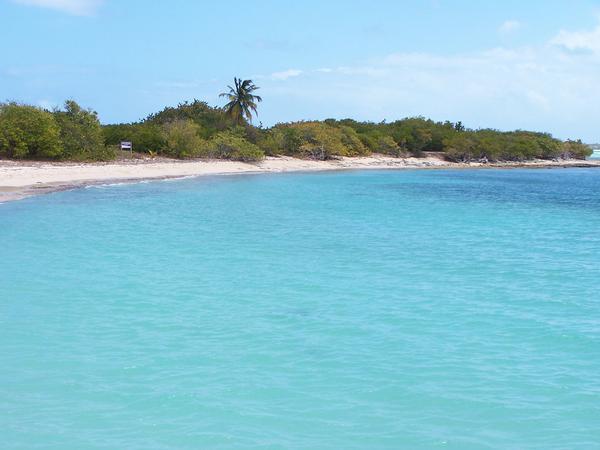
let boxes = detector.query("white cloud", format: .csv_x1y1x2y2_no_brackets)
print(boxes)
551,23,600,53
499,20,521,34
11,0,103,16
270,69,303,81
257,26,600,141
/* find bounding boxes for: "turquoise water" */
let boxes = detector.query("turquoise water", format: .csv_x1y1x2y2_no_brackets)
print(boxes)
2,168,600,449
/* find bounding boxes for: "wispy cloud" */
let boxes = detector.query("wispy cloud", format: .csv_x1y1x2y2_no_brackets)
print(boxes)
11,0,103,16
499,20,521,34
255,22,600,141
270,69,303,81
551,22,600,54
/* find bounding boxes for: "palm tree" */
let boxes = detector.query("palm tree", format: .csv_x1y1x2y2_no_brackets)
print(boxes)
219,78,262,124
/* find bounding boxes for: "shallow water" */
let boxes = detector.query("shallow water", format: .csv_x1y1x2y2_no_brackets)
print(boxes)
2,169,600,449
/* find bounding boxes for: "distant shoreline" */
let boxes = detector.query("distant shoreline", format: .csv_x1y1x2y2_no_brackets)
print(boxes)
2,154,600,204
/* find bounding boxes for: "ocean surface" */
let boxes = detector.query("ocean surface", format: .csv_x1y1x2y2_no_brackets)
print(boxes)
2,168,600,449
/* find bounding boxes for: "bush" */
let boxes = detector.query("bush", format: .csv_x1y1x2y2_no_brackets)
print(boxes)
296,122,346,160
562,140,592,159
376,135,405,157
0,103,62,159
0,99,592,163
256,130,282,156
443,133,479,162
147,100,234,139
271,122,368,160
161,120,205,158
390,121,433,156
339,126,368,156
103,122,164,154
536,134,563,159
54,100,111,161
329,117,458,156
205,130,264,161
279,126,303,155
443,130,571,162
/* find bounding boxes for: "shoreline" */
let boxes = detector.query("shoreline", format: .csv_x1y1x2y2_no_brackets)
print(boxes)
2,154,600,203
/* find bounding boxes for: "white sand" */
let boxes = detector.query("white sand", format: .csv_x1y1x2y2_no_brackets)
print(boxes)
1,155,598,203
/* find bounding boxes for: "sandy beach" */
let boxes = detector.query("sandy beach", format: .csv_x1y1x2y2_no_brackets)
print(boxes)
1,154,599,203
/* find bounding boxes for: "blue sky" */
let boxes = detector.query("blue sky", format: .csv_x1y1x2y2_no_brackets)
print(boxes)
1,0,600,141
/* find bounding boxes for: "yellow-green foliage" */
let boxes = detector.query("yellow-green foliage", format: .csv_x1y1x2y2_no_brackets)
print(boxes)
103,122,165,154
0,102,113,161
256,130,281,156
147,100,235,138
54,100,113,161
339,126,368,156
562,140,593,159
0,99,592,162
204,130,264,161
161,119,206,159
442,130,591,162
376,135,405,157
0,103,62,159
272,121,368,160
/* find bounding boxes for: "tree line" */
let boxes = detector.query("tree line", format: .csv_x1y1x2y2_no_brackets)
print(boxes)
0,78,592,162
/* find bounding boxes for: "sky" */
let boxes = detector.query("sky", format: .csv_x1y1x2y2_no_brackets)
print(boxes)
1,0,600,141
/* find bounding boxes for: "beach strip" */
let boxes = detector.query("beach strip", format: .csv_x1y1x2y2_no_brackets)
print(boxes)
2,155,599,203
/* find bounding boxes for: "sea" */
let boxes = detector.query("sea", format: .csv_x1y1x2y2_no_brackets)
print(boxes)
1,168,600,449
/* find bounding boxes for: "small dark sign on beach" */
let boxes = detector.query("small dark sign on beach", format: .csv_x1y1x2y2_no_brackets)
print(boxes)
120,141,133,156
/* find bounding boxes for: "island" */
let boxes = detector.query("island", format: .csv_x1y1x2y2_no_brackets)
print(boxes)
1,78,596,203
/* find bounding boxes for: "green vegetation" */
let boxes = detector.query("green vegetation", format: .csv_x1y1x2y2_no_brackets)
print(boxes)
0,103,62,159
204,129,264,162
0,79,593,162
103,122,164,154
443,130,590,162
219,78,262,124
0,101,113,160
259,121,368,160
54,100,113,161
161,120,205,159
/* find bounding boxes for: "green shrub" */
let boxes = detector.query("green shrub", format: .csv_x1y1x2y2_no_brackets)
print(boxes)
147,100,234,139
102,122,165,154
0,103,62,159
205,130,264,161
536,135,563,159
54,100,110,161
339,126,369,156
562,140,592,159
443,133,479,162
256,130,283,156
271,122,367,160
91,144,116,161
443,130,570,162
376,135,405,157
295,122,346,160
0,99,591,163
161,119,205,158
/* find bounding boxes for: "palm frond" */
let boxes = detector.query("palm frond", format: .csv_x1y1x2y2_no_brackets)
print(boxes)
219,77,262,124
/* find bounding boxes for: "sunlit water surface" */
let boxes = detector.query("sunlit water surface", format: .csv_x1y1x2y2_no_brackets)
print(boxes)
2,169,600,449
